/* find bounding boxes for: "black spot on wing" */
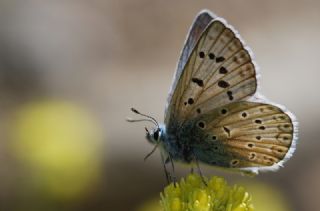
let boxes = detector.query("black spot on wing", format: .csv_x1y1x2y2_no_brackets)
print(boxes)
199,51,205,58
198,121,206,129
223,126,230,136
241,112,247,118
219,66,228,74
221,108,228,115
216,56,225,63
209,53,215,60
191,78,204,87
247,143,254,148
249,152,256,160
259,126,266,130
230,159,240,166
188,98,194,105
255,119,262,124
218,80,230,88
227,91,233,101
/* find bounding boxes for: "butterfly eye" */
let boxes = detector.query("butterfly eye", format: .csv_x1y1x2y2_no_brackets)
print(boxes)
153,130,159,140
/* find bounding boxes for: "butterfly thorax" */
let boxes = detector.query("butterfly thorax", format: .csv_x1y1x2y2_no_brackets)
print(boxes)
160,123,197,163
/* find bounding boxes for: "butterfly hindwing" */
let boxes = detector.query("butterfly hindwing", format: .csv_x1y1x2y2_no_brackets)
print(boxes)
165,18,257,130
190,102,295,171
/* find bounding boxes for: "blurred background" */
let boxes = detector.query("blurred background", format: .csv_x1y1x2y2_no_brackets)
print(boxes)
0,0,318,210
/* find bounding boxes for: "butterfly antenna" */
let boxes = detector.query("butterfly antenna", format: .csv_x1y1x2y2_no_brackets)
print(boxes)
130,108,159,129
144,127,150,136
126,117,157,126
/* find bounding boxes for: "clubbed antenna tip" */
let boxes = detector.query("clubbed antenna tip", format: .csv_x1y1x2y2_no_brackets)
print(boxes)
129,107,159,129
131,107,139,114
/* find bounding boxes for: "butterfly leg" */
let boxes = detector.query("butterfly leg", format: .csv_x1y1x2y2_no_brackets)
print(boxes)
168,153,177,185
144,142,159,161
194,154,207,186
161,152,172,184
190,165,194,174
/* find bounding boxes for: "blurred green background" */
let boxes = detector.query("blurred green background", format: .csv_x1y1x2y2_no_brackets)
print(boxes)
0,0,318,210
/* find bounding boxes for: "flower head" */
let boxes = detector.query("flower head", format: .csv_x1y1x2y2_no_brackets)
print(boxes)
160,174,254,211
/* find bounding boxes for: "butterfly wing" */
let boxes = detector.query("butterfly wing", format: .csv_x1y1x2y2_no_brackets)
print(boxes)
190,101,296,174
166,10,215,122
165,17,257,131
163,13,297,173
175,10,215,82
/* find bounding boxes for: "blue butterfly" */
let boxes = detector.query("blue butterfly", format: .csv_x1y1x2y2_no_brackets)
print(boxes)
128,10,297,182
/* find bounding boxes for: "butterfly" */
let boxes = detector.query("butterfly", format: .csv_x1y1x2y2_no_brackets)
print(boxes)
128,10,297,180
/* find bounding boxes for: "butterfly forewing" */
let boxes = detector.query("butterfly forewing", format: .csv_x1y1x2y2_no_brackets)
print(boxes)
165,18,257,129
191,102,294,169
175,10,215,75
166,10,214,125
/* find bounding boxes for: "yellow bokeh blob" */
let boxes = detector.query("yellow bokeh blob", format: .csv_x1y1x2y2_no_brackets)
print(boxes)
10,100,104,200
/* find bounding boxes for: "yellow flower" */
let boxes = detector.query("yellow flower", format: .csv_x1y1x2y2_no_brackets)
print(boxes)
160,174,254,211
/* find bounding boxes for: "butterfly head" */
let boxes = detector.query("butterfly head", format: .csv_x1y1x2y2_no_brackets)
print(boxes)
145,126,164,145
128,107,162,145
127,108,164,161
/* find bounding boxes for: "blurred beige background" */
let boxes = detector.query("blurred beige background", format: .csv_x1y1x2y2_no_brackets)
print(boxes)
0,0,319,210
